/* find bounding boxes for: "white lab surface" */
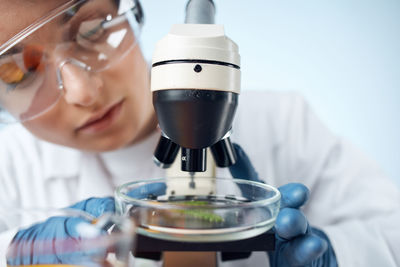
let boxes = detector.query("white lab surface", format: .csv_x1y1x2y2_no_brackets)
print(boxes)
0,91,399,266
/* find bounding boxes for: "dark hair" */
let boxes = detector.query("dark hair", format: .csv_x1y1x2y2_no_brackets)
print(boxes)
131,0,144,25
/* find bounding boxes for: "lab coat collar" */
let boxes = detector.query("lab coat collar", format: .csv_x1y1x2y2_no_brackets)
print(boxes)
40,140,82,180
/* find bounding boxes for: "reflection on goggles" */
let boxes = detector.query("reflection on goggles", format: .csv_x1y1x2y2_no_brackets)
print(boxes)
0,45,44,86
0,0,143,124
0,62,24,84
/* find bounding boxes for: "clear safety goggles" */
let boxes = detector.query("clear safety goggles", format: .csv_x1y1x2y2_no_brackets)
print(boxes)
0,0,144,123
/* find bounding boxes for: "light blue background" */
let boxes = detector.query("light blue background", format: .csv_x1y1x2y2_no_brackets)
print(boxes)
140,0,400,185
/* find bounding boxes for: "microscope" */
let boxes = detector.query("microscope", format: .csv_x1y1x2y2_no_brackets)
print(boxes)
131,0,276,264
152,0,239,176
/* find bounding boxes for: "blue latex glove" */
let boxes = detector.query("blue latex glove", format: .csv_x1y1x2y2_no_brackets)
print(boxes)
229,144,337,267
7,184,166,266
126,182,166,199
7,197,115,266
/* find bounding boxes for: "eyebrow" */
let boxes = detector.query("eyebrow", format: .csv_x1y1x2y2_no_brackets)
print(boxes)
60,0,88,24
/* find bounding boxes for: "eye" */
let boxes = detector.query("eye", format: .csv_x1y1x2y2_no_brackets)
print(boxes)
23,44,44,72
83,20,104,40
77,18,108,43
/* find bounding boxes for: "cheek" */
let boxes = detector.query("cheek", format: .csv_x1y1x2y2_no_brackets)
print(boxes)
123,56,149,92
106,47,152,113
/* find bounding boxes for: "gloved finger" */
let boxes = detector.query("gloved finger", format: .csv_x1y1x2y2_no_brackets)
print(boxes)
7,217,98,266
69,197,115,217
7,217,72,265
58,217,107,264
63,216,103,237
229,143,262,183
278,183,309,209
282,233,328,266
7,224,57,265
127,182,167,199
275,208,308,240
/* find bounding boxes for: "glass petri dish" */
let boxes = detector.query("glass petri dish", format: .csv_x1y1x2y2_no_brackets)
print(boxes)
115,177,280,242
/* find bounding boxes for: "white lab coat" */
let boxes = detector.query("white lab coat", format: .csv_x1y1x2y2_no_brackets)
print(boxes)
0,91,399,267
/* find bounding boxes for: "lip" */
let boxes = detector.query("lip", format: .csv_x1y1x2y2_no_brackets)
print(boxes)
76,99,124,134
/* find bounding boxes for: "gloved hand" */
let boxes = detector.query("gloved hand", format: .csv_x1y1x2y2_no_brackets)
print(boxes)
6,184,167,266
229,144,338,267
6,197,115,266
126,181,166,199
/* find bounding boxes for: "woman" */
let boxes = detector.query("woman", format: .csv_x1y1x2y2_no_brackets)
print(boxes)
0,0,399,266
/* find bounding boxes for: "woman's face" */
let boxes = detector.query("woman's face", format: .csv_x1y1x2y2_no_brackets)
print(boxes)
0,0,157,152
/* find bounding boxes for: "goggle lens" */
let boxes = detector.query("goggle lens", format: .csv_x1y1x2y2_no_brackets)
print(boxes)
0,0,143,123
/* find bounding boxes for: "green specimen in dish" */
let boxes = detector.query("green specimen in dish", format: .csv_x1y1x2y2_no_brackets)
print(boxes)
174,200,225,223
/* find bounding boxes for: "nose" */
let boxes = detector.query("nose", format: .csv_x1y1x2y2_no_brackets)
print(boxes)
58,59,103,107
